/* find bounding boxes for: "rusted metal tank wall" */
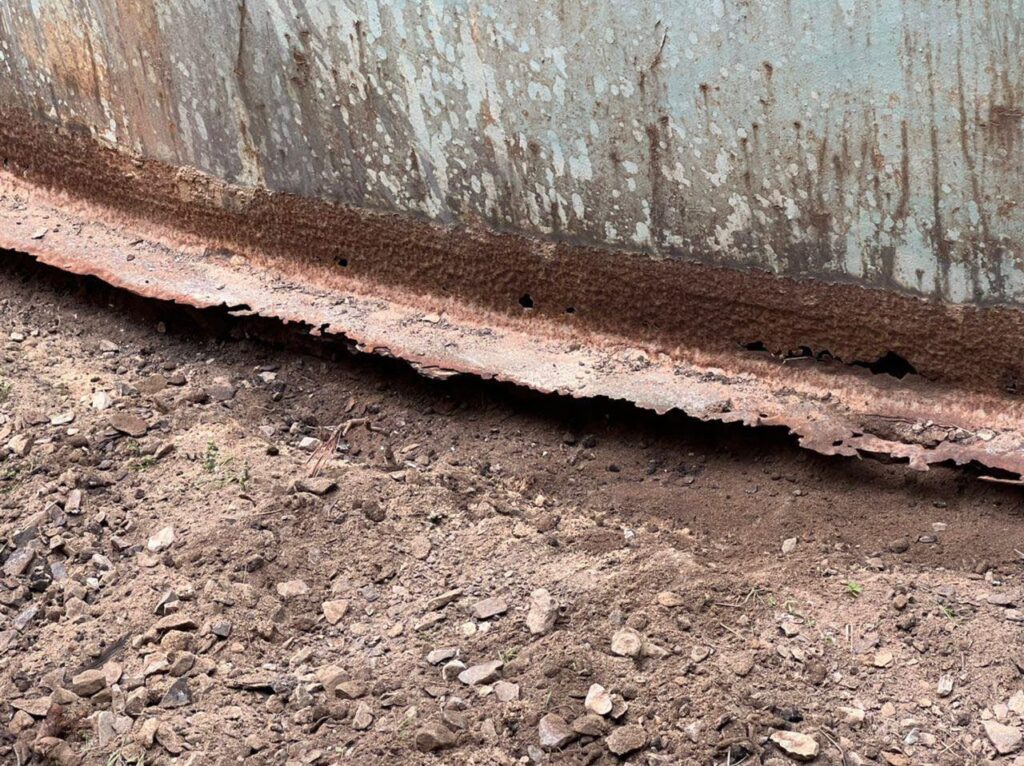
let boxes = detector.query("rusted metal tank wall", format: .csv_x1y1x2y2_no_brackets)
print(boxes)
1,0,1023,306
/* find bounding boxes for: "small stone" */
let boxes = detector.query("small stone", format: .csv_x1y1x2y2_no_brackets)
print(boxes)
729,652,756,677
322,600,349,625
873,649,894,668
109,413,148,437
442,660,467,682
3,546,34,577
770,730,820,761
458,660,503,685
414,722,457,753
7,433,33,457
91,391,113,410
690,645,712,663
352,702,374,730
160,678,192,708
538,713,576,750
1009,690,1024,717
147,526,175,553
606,725,647,756
293,477,337,496
611,627,644,658
362,500,386,522
494,680,520,702
989,591,1018,607
409,535,432,559
472,597,508,620
526,588,558,635
276,579,310,599
71,669,107,697
937,675,955,698
585,683,613,716
426,648,458,665
426,589,463,611
336,680,367,700
839,706,866,727
655,591,685,607
572,714,609,737
985,720,1023,755
297,435,320,451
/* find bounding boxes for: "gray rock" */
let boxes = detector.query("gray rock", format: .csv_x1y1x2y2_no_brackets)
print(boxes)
526,588,559,635
538,713,576,750
610,627,643,658
71,669,107,697
606,725,647,756
426,647,458,665
471,596,508,620
457,660,503,685
352,702,374,730
414,721,456,753
984,720,1023,755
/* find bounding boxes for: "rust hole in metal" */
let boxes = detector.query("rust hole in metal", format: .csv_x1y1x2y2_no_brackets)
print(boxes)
742,342,918,381
853,350,917,380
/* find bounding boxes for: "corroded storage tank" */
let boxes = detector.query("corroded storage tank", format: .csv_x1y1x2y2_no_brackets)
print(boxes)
2,1,1024,477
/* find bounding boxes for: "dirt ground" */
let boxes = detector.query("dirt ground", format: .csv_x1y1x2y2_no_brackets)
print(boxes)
2,251,1024,766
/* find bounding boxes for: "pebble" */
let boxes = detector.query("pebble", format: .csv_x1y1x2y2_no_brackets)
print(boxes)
442,661,467,682
147,525,175,553
782,537,798,554
409,534,432,560
457,660,503,686
321,599,349,625
873,649,894,668
538,713,576,750
109,413,148,437
71,668,107,697
729,653,756,677
606,725,647,756
472,597,508,620
414,722,456,753
362,500,386,522
526,588,558,635
352,702,374,730
276,580,310,599
494,680,520,702
572,714,608,737
293,477,337,496
770,730,820,761
655,591,685,607
426,648,458,665
160,677,192,708
611,627,644,658
585,683,613,716
937,675,954,698
839,706,866,727
1009,691,1024,717
985,720,1023,755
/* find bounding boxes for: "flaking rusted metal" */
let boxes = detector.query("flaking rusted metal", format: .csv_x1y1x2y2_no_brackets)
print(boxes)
2,1,1024,479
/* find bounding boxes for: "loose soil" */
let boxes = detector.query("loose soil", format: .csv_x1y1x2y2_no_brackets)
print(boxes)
1,251,1024,766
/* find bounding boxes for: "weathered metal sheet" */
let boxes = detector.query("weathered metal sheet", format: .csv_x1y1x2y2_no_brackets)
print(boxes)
4,0,1024,304
2,1,1024,479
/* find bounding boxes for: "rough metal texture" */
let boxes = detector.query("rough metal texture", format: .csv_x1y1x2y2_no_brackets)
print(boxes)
2,0,1024,306
4,171,1024,481
2,1,1024,479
